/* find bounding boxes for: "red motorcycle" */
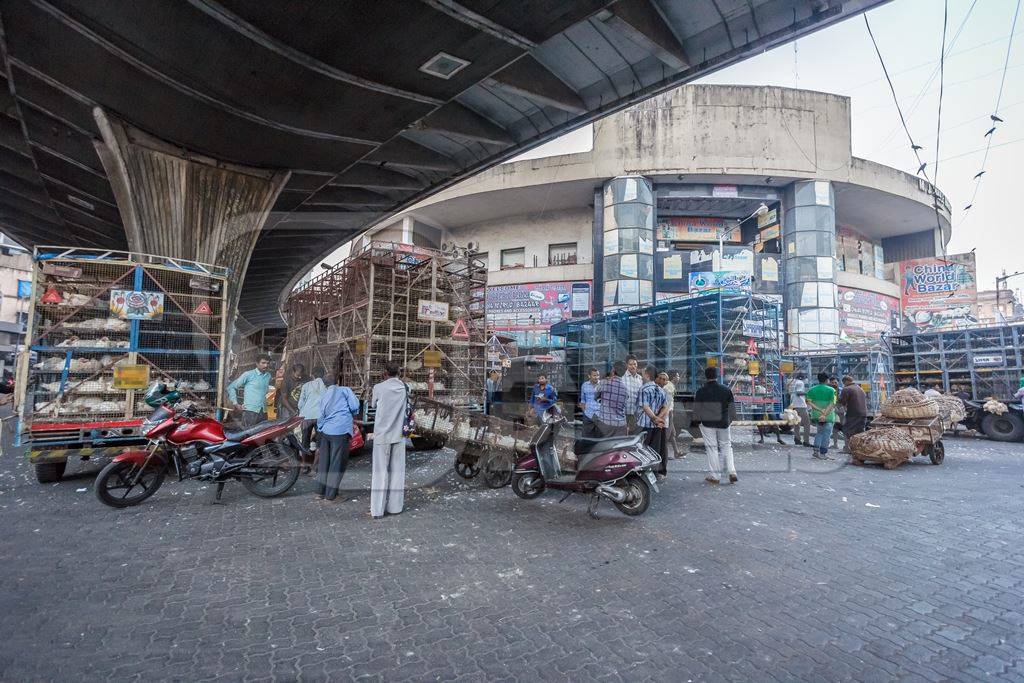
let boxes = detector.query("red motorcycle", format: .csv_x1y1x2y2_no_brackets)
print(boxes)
94,382,304,508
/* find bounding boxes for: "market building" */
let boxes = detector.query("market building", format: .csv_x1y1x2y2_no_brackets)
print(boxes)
355,84,952,355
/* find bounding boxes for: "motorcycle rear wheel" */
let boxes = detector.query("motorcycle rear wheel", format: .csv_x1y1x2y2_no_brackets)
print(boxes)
241,443,301,498
613,475,652,516
511,472,545,499
95,460,166,508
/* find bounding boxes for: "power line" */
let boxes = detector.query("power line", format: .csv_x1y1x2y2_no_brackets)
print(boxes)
934,0,950,263
863,14,930,181
962,0,1022,218
872,0,979,153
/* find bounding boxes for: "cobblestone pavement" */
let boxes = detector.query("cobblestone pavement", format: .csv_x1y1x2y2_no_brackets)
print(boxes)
1,418,1023,681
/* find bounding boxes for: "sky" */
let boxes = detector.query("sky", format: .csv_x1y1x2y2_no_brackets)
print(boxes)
693,0,1022,295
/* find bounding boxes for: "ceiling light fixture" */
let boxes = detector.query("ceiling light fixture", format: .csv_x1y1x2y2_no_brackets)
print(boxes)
419,52,471,80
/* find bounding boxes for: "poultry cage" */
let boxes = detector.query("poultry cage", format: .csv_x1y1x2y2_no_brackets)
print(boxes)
15,247,228,482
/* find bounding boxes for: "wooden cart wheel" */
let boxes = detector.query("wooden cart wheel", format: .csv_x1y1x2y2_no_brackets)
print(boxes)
455,461,481,479
928,441,945,465
482,451,514,489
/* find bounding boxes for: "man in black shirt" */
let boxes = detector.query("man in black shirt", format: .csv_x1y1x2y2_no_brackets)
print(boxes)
694,366,737,485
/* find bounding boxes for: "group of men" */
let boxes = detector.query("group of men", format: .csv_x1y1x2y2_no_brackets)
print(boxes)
529,356,739,485
788,372,869,459
226,357,409,519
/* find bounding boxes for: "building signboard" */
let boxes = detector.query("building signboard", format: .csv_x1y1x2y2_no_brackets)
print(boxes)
972,353,1005,367
656,216,738,243
109,290,164,320
898,253,978,332
688,271,752,294
417,299,449,322
837,287,900,344
486,281,592,332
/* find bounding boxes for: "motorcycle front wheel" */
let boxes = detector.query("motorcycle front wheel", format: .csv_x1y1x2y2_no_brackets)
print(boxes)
95,460,166,508
241,442,301,498
511,472,545,499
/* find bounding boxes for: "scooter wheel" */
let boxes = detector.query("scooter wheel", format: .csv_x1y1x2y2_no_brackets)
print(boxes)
613,474,652,516
95,459,166,508
511,472,545,499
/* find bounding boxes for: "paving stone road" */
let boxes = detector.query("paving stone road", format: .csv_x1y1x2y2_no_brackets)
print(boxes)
1,418,1022,681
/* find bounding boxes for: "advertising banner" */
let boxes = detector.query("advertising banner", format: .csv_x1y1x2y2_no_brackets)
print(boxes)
837,287,900,344
657,216,738,243
689,271,752,294
486,281,591,332
899,253,978,332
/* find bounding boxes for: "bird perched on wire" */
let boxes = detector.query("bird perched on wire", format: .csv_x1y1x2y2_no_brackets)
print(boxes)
974,171,986,179
985,126,996,137
917,162,927,175
991,114,1004,123
911,144,923,151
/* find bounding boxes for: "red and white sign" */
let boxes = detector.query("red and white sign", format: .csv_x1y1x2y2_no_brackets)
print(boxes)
451,318,469,340
193,300,213,315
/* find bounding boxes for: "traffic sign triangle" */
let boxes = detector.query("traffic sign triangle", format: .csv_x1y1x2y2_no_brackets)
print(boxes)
451,318,469,339
41,285,62,304
193,300,213,315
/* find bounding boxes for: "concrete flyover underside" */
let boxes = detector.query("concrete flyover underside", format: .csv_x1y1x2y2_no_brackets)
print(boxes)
0,0,889,326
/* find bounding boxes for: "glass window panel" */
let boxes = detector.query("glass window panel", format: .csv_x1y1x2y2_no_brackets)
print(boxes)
785,256,819,283
500,247,525,269
800,283,818,308
618,229,640,252
548,242,577,266
638,254,654,280
619,254,638,278
817,282,837,308
617,279,639,306
603,203,652,230
603,281,617,307
603,255,620,279
604,229,618,255
816,256,834,279
639,232,653,254
639,280,653,304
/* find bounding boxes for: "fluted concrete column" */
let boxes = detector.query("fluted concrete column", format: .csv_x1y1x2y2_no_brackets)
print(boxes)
782,180,840,350
93,110,288,320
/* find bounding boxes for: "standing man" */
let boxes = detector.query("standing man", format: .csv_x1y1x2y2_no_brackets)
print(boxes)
636,365,668,478
226,354,272,427
297,366,328,472
694,366,737,485
529,373,558,423
578,368,601,438
485,370,500,415
838,376,868,452
622,355,643,434
277,363,307,419
370,363,409,519
657,370,686,458
316,369,360,503
594,361,629,437
806,372,837,460
789,372,811,447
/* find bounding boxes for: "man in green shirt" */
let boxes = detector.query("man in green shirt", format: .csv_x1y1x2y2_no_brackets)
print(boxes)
805,371,837,459
226,355,272,427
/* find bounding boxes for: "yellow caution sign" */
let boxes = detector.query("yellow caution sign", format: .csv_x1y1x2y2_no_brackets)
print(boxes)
422,349,442,368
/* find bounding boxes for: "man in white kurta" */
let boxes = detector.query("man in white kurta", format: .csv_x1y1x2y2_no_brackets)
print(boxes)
370,364,408,518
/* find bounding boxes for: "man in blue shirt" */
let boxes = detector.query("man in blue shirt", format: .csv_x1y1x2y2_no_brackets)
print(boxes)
529,373,558,423
226,355,272,427
316,371,360,503
578,368,601,437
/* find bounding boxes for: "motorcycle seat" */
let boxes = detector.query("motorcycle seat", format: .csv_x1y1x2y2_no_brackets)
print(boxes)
225,417,293,442
573,433,643,456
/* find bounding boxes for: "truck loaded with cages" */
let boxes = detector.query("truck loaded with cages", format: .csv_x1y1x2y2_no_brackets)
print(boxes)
14,248,229,483
284,242,487,448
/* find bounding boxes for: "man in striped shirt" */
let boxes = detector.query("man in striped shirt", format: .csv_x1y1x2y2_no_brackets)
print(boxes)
595,361,629,437
636,364,668,478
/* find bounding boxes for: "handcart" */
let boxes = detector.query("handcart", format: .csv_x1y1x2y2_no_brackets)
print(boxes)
866,415,945,467
411,397,525,488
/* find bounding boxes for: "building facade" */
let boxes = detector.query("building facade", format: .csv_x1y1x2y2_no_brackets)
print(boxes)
976,289,1023,326
0,234,33,370
356,85,951,353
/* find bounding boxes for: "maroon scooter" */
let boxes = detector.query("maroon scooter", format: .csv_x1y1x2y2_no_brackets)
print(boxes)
511,406,661,518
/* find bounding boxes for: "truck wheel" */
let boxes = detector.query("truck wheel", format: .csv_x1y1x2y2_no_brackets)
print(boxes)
981,413,1024,442
34,461,66,484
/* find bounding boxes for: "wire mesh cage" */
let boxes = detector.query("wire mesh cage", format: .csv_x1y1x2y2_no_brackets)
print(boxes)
284,242,487,417
555,292,784,419
20,247,228,435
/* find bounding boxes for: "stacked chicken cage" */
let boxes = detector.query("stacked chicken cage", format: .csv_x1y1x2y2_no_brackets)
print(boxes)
554,292,784,419
285,242,487,421
16,247,228,481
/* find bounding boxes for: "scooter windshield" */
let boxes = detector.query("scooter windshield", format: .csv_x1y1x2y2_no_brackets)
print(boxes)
534,421,564,480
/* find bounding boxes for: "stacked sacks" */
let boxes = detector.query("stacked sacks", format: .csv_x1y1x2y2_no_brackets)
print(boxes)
848,427,916,468
881,388,938,420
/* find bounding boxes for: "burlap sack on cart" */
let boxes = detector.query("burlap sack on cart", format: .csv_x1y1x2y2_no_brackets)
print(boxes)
849,427,916,462
881,388,938,420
